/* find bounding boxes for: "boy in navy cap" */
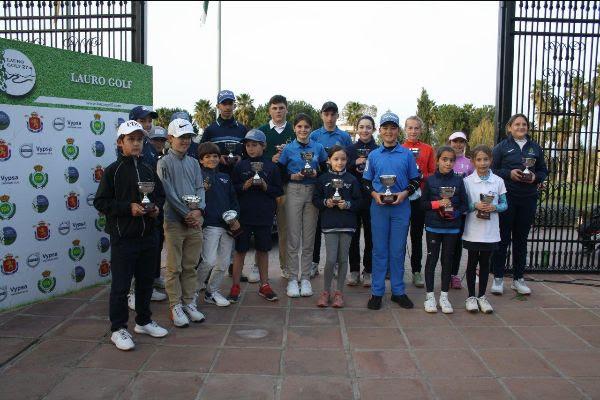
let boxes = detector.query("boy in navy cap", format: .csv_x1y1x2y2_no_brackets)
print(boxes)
362,112,420,310
229,129,283,302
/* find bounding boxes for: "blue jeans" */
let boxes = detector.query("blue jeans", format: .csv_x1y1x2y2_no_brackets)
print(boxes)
370,200,411,296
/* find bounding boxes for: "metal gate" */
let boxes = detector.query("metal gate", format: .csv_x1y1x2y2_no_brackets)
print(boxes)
496,1,600,272
0,0,146,63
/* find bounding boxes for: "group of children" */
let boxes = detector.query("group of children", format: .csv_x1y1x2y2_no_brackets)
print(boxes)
96,93,546,351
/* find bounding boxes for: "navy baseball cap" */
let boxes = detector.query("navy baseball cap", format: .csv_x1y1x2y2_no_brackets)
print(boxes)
379,112,400,127
129,106,158,120
217,90,236,104
170,111,192,122
321,101,338,113
241,129,266,144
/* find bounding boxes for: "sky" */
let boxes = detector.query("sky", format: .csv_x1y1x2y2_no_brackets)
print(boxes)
147,1,499,123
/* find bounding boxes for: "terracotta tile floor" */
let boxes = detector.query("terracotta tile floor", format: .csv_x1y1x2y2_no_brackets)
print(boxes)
1,246,599,399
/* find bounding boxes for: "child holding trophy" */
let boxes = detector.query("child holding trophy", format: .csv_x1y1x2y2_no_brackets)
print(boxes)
313,145,362,307
278,114,328,298
420,146,468,314
94,120,168,351
462,145,507,313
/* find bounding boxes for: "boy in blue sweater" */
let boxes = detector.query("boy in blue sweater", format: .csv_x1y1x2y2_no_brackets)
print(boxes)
229,129,283,302
196,142,240,307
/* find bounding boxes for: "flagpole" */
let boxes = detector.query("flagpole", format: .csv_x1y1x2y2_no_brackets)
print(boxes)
216,0,221,121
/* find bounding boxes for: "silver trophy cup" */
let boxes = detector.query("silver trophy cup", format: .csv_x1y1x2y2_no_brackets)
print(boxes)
439,186,456,218
356,148,370,173
522,157,535,181
301,152,315,176
181,195,201,210
222,210,243,238
137,182,155,212
477,192,495,220
225,142,237,164
251,162,264,186
379,175,397,204
331,178,344,203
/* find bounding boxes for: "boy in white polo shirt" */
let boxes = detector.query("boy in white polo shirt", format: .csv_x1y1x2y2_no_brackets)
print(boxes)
461,145,507,314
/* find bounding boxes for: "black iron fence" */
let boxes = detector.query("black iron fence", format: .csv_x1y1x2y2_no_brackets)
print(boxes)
496,1,600,272
0,1,146,63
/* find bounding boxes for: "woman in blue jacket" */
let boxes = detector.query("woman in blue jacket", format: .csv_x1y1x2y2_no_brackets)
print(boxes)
490,114,547,296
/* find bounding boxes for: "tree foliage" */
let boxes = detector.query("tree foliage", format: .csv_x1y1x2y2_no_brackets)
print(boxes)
193,99,216,130
342,101,377,130
469,118,495,148
416,88,436,145
234,93,255,127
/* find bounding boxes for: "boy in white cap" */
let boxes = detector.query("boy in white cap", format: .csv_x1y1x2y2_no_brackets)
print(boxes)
94,120,169,350
158,118,206,327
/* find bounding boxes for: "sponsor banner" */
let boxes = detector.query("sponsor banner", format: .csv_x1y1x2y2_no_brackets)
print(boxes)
0,38,151,311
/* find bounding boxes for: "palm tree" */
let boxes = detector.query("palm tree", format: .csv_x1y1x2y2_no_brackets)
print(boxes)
342,101,364,130
193,99,215,130
234,93,255,127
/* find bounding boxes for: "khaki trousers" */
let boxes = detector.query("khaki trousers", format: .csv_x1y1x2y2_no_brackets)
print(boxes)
285,183,318,281
164,220,203,307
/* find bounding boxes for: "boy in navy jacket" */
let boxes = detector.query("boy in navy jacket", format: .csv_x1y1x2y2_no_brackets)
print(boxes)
196,142,240,307
229,129,283,302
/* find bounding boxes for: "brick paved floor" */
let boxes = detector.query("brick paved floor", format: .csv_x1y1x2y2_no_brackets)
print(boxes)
1,246,600,399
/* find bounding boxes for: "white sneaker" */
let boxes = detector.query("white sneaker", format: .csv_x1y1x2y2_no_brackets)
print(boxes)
151,288,167,301
491,277,504,295
134,320,168,338
153,276,165,289
424,292,437,313
466,296,479,313
127,293,135,311
362,272,372,287
247,264,260,283
347,271,360,286
477,295,494,314
183,303,206,322
300,279,313,297
111,328,135,351
439,292,454,314
287,280,300,298
171,304,190,328
511,278,532,295
204,291,231,307
312,262,321,279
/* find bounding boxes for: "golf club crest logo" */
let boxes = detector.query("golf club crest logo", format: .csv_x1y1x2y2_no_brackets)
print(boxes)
90,113,105,135
0,111,10,130
29,165,48,189
98,259,110,277
0,194,16,220
34,221,50,241
64,166,79,184
65,191,79,210
0,48,36,96
32,194,49,213
71,266,85,283
68,239,85,261
1,253,18,275
26,112,43,133
95,213,106,232
97,236,110,253
61,138,79,160
0,226,17,245
0,139,11,161
37,270,56,294
92,165,104,183
92,141,105,157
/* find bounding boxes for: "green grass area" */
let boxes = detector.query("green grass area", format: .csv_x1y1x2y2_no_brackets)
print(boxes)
541,182,598,210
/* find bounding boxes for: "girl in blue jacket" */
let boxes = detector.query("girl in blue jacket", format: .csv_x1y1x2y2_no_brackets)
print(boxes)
420,146,468,314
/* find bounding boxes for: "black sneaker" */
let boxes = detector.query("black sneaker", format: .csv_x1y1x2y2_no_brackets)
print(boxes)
228,264,248,282
391,294,414,309
367,295,382,310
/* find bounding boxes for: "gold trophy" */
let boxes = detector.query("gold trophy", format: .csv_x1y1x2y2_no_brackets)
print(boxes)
137,182,155,212
331,178,344,203
301,151,315,176
251,162,264,186
379,175,397,204
477,192,495,220
439,186,456,219
522,157,535,181
181,195,201,210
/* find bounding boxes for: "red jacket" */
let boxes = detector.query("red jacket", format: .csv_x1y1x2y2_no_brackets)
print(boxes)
402,140,436,188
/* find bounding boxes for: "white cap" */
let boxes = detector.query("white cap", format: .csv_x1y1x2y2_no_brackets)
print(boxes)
168,118,195,137
117,120,144,136
448,131,467,141
149,126,167,140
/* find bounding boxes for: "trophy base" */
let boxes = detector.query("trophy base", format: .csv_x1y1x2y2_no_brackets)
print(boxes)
332,197,343,204
476,211,491,220
142,202,154,213
252,179,262,186
301,169,314,177
381,195,397,204
521,173,534,182
228,227,244,238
